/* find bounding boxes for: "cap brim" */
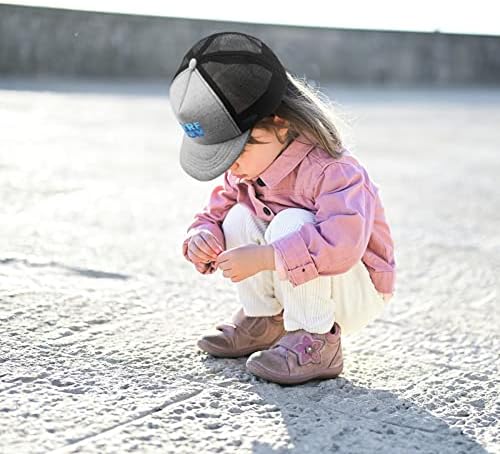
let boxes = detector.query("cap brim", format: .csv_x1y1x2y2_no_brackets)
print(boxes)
179,129,251,181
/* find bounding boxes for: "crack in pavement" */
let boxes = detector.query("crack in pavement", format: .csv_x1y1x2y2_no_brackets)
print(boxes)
49,388,204,453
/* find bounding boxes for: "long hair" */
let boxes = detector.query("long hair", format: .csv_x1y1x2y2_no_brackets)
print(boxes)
247,72,349,159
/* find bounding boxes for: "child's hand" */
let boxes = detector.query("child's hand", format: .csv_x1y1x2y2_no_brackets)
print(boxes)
194,262,212,274
186,231,223,265
215,245,274,283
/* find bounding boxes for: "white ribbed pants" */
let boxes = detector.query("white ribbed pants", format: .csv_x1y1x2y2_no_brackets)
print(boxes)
221,203,388,336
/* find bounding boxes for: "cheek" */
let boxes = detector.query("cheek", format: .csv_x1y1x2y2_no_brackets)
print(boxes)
256,150,274,168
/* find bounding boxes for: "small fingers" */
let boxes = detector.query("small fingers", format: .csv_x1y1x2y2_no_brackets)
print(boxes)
195,262,210,274
189,238,214,262
216,260,230,271
192,236,214,258
187,246,209,264
199,232,223,255
192,236,218,261
215,251,229,265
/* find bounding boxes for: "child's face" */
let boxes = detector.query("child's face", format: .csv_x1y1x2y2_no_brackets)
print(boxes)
229,125,289,182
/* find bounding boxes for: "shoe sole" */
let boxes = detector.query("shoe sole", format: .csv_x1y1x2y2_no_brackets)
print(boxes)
246,361,343,385
197,339,278,358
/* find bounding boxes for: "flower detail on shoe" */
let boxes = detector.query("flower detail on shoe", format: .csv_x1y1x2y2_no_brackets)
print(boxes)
292,334,325,365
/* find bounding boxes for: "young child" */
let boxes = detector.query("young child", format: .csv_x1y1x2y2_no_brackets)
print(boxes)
169,31,396,385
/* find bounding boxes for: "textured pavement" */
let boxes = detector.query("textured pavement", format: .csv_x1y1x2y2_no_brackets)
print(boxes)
0,79,499,453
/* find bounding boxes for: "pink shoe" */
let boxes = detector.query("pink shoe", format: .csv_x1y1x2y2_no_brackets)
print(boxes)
197,307,286,358
246,322,343,385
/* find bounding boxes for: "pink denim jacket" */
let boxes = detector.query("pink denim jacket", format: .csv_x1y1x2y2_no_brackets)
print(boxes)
182,134,396,297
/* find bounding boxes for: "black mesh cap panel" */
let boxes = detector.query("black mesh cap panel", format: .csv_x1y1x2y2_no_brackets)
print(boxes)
201,61,272,115
171,31,289,133
204,33,264,54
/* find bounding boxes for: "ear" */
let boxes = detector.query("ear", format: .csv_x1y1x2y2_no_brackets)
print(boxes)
272,114,289,128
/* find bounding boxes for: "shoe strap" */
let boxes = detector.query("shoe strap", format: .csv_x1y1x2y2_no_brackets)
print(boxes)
213,308,245,332
272,331,326,365
216,308,283,338
215,308,253,338
231,307,248,327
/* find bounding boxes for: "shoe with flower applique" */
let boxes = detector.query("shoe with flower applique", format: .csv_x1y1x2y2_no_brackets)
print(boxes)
245,321,343,385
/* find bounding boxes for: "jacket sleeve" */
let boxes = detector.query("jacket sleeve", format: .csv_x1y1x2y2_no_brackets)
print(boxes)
270,162,376,287
182,171,238,261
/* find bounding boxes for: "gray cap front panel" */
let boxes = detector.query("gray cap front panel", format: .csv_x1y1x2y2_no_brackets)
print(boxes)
169,65,242,145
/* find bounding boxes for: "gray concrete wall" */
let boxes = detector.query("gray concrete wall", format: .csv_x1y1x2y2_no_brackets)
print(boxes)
1,3,499,85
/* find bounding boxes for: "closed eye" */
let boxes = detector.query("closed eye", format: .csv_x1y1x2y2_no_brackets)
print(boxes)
247,135,270,145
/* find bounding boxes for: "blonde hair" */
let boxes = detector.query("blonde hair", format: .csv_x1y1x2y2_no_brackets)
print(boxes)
248,72,349,159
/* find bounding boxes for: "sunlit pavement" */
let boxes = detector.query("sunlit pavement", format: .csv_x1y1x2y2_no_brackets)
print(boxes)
1,79,499,453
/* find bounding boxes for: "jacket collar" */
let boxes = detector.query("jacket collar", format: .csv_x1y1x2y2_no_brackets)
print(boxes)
251,133,315,188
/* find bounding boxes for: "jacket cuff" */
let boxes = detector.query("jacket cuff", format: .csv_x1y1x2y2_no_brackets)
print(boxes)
270,231,318,286
370,270,396,294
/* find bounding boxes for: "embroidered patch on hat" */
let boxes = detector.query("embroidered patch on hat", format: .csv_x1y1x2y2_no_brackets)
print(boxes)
182,121,205,138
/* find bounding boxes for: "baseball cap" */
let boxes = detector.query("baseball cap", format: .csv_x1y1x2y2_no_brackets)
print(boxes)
169,32,289,181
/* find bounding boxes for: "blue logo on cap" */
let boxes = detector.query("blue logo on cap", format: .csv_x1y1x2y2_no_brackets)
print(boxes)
182,121,205,138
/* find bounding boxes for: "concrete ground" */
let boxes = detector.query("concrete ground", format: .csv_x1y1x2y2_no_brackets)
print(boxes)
0,78,499,453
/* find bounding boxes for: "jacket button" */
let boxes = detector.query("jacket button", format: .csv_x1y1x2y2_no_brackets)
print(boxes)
256,177,266,187
263,207,271,216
